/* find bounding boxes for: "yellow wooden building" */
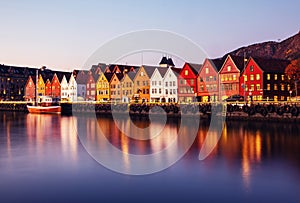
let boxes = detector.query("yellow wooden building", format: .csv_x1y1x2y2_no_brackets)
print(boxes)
37,74,45,96
121,71,137,103
96,73,112,101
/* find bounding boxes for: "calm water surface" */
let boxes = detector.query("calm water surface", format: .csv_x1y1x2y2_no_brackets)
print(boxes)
0,112,299,203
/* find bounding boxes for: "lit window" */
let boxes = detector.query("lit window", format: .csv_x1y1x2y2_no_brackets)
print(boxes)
267,74,271,80
205,68,209,74
244,75,247,82
274,74,278,80
250,84,254,91
274,84,278,90
281,96,285,101
267,84,271,90
184,70,188,76
233,75,236,81
281,84,285,91
281,75,285,81
256,74,260,80
250,74,254,81
256,84,260,91
227,66,231,71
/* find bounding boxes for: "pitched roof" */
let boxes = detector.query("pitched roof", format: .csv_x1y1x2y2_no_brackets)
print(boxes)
104,72,114,82
229,55,246,71
252,57,290,73
76,70,89,84
156,67,168,78
188,63,202,75
143,66,158,77
127,71,137,81
211,58,226,72
159,56,168,65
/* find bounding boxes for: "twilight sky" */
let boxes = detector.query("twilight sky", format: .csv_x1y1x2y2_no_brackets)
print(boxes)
0,0,299,71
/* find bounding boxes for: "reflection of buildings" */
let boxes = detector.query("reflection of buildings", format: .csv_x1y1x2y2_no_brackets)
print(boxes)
218,122,263,190
26,114,78,165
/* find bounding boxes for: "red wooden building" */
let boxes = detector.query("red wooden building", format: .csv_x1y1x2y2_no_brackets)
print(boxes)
45,79,52,96
219,55,245,101
86,71,97,101
240,57,290,101
178,63,201,102
24,76,35,101
51,73,61,98
197,58,224,102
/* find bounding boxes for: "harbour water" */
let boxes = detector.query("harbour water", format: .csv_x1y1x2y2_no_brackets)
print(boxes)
0,112,299,203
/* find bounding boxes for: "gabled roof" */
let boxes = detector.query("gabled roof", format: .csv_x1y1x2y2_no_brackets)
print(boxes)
210,57,226,72
228,55,246,71
159,56,168,65
114,73,124,81
76,70,89,84
127,71,137,81
104,72,114,82
186,63,202,75
156,67,168,78
143,66,158,78
252,57,290,73
171,67,181,75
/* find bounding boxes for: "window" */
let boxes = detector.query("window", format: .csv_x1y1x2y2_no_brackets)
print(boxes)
281,84,285,91
250,84,255,91
159,88,161,94
173,81,175,86
227,66,231,71
137,81,140,86
165,82,168,87
250,74,254,81
245,85,248,91
256,74,260,80
165,89,168,95
281,75,285,81
267,74,271,80
274,84,278,90
256,84,261,91
250,65,254,72
281,96,285,101
184,70,188,76
244,75,247,82
140,71,144,76
267,84,271,90
233,75,236,81
288,84,291,91
159,81,161,86
169,81,172,87
205,68,209,74
274,74,278,80
190,79,194,85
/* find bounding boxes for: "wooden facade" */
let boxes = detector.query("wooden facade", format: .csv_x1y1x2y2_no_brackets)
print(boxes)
178,63,200,102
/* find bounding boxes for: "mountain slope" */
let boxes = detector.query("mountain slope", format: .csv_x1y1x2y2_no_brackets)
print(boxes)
226,31,300,61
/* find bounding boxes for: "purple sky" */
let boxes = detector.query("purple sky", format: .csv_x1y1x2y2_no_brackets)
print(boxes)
0,0,299,71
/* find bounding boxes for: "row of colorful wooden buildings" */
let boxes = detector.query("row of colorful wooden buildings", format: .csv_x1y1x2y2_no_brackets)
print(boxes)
0,54,296,103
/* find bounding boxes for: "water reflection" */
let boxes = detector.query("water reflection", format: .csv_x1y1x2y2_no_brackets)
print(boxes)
0,112,300,202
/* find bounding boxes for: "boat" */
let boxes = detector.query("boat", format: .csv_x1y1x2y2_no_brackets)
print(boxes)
27,96,61,114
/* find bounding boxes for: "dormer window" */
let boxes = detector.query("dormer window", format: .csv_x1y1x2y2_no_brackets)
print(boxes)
184,70,188,76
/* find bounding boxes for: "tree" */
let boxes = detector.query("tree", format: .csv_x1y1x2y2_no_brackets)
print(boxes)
285,59,300,81
285,59,300,98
